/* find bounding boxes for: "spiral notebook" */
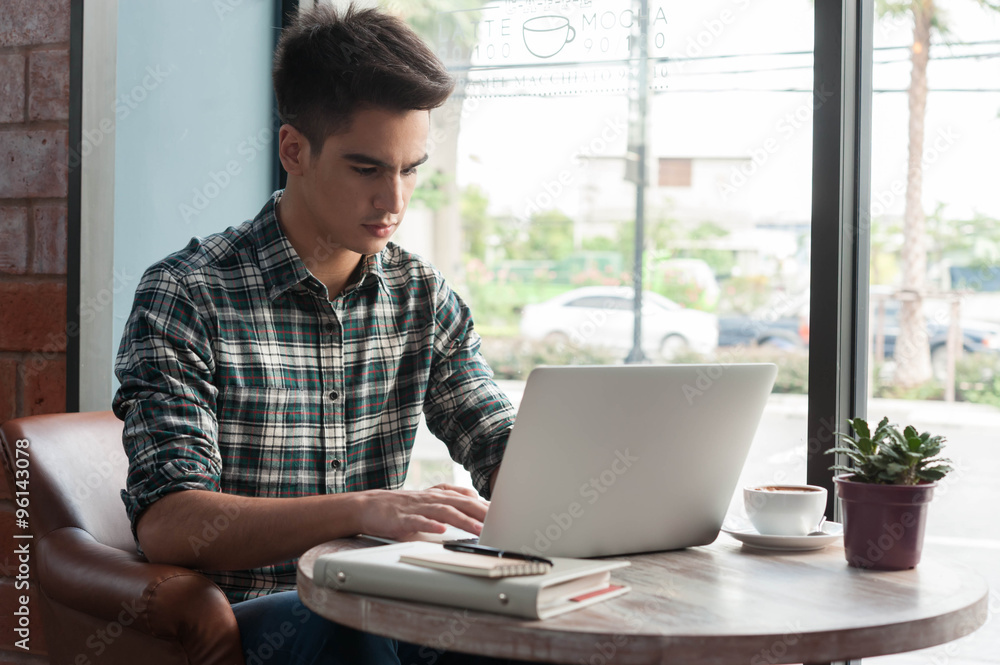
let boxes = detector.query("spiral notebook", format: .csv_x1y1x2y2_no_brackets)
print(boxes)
398,549,551,578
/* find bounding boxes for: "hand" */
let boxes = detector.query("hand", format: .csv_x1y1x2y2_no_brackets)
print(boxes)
356,484,489,540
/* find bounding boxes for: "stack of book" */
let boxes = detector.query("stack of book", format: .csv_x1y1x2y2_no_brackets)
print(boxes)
313,541,630,620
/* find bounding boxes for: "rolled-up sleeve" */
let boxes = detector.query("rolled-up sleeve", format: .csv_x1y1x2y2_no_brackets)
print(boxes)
423,283,515,499
112,266,221,543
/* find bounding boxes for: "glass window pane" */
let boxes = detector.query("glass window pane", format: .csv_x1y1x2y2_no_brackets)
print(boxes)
865,4,1000,664
390,1,815,513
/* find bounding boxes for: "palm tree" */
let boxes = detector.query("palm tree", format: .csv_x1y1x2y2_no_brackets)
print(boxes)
877,0,1000,387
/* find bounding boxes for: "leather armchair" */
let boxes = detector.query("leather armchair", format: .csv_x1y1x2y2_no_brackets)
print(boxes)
0,412,244,665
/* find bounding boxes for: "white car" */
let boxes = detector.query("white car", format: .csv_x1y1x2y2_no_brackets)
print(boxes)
519,286,719,359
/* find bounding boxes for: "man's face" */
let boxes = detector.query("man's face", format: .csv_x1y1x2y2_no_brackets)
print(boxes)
296,106,430,257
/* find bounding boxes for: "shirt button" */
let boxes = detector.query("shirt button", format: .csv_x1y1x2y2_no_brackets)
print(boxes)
324,323,336,334
329,390,339,401
331,459,343,470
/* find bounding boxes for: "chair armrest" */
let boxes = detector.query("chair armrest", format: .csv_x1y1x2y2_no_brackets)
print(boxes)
37,526,244,665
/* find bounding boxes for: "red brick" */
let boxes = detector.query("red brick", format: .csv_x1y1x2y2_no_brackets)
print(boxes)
0,207,29,275
0,0,71,48
0,282,66,353
0,579,48,655
0,53,26,123
22,356,64,416
0,359,17,424
27,50,68,122
0,131,68,199
31,206,66,276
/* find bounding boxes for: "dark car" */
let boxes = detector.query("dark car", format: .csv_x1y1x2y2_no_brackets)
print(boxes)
871,297,1000,378
718,315,808,349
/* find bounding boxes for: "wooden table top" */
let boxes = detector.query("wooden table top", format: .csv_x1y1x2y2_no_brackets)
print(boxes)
297,536,989,665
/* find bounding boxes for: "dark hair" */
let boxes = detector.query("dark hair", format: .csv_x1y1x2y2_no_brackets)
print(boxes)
272,4,455,153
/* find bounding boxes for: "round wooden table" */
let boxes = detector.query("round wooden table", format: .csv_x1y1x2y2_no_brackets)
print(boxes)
297,536,989,664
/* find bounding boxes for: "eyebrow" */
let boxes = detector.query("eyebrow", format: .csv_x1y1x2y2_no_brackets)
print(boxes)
342,152,429,170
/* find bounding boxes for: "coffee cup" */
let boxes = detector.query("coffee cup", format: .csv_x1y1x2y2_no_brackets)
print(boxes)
523,15,576,59
744,484,827,536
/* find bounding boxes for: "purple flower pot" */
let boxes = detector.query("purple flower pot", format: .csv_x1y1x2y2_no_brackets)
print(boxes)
834,474,937,570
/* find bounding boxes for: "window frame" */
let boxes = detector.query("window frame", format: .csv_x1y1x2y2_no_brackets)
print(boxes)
806,0,874,528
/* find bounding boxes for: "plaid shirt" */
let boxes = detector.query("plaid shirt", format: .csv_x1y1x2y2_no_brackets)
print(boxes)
113,191,515,603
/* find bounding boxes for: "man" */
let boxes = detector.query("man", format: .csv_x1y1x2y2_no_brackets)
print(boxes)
114,5,521,663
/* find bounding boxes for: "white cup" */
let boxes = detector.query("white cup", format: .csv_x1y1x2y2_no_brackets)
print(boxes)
744,484,827,536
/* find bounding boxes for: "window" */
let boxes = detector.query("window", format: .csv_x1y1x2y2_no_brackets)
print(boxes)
657,158,692,187
864,4,1000,664
386,0,818,519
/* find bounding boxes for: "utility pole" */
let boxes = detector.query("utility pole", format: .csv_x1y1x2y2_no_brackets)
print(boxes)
625,0,650,364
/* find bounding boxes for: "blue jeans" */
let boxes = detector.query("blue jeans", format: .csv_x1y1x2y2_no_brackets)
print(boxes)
232,590,528,665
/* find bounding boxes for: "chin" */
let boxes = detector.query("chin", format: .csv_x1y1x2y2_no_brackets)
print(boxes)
356,237,394,256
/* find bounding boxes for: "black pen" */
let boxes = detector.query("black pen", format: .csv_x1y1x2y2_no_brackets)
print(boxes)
443,542,554,566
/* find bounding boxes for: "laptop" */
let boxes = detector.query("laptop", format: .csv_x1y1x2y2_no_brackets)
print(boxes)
474,363,778,558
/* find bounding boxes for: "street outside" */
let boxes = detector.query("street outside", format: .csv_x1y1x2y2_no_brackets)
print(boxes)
407,380,1000,665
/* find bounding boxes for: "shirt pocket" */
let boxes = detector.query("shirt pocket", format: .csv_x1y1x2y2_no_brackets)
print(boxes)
215,386,325,498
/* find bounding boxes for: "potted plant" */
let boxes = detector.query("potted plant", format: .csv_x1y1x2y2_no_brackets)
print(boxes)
827,417,953,570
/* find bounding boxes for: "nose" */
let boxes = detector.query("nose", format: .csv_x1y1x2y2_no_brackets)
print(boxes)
374,172,405,215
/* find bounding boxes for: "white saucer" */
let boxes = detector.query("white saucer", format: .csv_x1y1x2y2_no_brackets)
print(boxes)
721,522,843,551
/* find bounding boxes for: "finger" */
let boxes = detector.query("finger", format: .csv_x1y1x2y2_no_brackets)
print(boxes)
429,483,480,499
431,493,489,522
415,503,485,536
418,488,489,520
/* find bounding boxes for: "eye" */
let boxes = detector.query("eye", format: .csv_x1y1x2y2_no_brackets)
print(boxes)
402,166,419,177
353,167,377,176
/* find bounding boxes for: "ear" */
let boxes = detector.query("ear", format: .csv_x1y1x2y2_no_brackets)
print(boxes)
278,124,310,177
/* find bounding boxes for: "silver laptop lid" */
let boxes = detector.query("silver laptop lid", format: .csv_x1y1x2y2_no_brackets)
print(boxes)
479,363,777,558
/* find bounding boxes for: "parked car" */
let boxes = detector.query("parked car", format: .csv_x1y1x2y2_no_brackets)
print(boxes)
718,315,809,349
519,286,718,360
871,296,1000,379
718,292,810,349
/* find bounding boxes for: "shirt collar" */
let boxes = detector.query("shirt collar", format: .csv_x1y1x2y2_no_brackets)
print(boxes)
252,190,386,301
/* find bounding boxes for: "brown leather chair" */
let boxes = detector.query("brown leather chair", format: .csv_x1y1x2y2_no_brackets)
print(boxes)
0,412,244,665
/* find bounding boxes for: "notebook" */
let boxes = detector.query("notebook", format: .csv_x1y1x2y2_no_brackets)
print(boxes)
398,549,551,577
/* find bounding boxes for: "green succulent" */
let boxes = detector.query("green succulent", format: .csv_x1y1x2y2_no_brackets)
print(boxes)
827,417,953,485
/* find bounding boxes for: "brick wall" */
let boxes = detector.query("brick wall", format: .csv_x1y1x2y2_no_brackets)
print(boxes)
1,0,72,661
